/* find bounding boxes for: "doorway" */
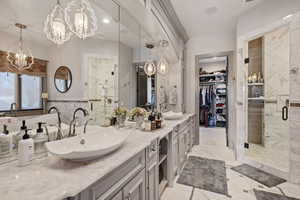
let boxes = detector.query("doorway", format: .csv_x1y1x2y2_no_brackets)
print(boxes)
197,55,229,147
135,63,156,110
245,25,290,172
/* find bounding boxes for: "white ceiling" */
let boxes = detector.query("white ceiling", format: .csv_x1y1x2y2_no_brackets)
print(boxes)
169,0,264,38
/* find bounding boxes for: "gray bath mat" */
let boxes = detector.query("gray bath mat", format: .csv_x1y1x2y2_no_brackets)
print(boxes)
177,156,228,196
254,189,300,200
231,164,286,187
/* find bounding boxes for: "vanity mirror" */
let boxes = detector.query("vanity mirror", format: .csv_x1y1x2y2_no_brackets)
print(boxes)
54,66,72,93
119,8,157,111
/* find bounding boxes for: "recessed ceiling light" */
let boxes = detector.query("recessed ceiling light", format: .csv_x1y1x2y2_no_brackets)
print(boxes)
283,14,293,20
102,18,110,24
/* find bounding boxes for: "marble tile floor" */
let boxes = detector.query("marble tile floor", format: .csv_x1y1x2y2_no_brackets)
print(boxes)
245,143,289,172
161,128,300,200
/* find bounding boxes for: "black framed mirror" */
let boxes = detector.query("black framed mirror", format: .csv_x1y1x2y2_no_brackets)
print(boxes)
54,66,72,93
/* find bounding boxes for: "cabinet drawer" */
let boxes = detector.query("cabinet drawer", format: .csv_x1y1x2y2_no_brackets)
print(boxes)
90,150,146,200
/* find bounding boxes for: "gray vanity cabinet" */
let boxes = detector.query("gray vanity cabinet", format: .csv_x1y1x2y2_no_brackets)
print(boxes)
146,140,159,200
178,132,186,169
107,191,122,200
146,164,158,200
76,151,146,200
123,169,146,200
172,135,179,176
69,116,196,200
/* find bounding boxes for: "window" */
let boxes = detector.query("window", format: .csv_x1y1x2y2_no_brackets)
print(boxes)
21,75,42,110
0,72,17,111
0,73,43,112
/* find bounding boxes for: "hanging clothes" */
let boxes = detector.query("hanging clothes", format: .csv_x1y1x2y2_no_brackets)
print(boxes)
199,84,216,127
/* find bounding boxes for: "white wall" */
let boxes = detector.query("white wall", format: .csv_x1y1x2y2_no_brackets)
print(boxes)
0,31,49,61
47,39,83,101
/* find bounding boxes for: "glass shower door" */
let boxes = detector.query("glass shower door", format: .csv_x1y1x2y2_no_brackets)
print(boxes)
246,25,290,172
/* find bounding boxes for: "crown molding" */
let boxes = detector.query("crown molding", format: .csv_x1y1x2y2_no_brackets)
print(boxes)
151,0,189,43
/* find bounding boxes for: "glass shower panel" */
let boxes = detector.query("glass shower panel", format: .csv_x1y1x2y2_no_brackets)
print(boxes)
246,25,290,172
85,0,120,126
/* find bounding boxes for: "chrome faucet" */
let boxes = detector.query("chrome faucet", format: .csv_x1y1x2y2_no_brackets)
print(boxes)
48,107,62,129
10,103,17,117
69,108,88,137
41,123,64,141
69,117,79,137
83,118,93,134
72,108,88,120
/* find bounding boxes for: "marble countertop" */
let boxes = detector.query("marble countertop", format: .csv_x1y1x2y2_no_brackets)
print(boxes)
0,114,193,200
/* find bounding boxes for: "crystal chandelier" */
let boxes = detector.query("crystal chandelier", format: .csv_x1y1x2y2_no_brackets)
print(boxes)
65,0,98,40
44,0,72,45
7,23,34,71
157,40,169,75
144,44,157,76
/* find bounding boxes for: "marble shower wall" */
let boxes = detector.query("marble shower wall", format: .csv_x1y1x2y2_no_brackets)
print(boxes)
87,56,117,126
263,26,290,160
289,12,300,184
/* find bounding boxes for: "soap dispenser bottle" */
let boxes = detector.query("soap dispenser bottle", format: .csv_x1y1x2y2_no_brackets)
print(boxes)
15,120,27,149
36,122,44,134
0,125,12,157
18,129,34,166
35,122,48,154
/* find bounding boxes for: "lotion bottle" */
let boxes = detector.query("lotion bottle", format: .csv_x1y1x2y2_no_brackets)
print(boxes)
0,125,12,157
18,129,34,166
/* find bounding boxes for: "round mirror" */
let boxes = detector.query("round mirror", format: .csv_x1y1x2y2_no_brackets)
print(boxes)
54,66,72,93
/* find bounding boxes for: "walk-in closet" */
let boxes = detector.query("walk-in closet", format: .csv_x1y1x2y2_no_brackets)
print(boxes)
198,56,228,146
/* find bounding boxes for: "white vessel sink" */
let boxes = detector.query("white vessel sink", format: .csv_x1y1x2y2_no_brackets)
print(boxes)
163,111,184,120
45,126,130,161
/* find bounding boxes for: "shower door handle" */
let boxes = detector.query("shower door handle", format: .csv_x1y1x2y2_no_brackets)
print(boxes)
282,106,288,121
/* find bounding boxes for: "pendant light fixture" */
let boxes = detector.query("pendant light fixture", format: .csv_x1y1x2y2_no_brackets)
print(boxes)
44,0,72,45
7,23,34,71
64,0,98,40
157,57,168,75
144,43,156,76
157,40,169,75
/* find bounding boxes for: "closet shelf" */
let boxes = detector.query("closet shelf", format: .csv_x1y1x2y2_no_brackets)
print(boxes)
248,97,264,101
199,73,226,78
248,83,264,86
